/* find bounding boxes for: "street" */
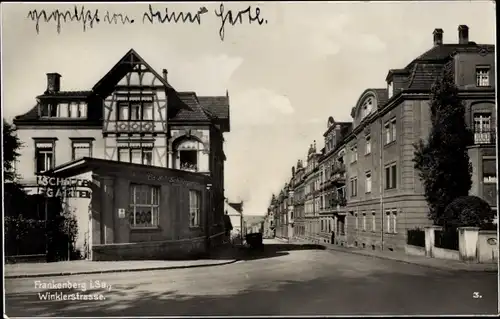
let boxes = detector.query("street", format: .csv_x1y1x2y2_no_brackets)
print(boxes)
5,240,498,316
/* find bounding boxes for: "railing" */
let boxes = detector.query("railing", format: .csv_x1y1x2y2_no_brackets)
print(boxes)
473,130,496,145
113,120,155,133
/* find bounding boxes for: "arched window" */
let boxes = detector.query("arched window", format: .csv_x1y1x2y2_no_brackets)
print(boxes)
175,138,204,172
360,97,373,120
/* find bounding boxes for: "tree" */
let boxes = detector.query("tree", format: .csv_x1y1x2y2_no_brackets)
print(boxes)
444,196,495,229
413,66,473,230
3,119,23,182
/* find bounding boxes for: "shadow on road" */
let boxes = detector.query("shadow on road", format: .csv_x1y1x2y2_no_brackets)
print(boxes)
209,243,327,261
5,269,497,317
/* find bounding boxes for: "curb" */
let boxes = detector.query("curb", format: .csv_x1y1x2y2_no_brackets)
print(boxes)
290,239,497,273
5,259,239,279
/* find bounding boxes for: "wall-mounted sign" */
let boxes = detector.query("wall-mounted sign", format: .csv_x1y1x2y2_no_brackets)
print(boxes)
37,176,91,188
37,176,91,198
487,238,497,245
42,188,91,198
118,208,126,219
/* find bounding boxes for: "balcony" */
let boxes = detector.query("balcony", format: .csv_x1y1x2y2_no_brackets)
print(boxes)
473,130,496,145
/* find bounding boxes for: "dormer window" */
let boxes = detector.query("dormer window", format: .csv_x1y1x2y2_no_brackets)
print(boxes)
388,81,393,99
361,98,373,120
40,102,87,119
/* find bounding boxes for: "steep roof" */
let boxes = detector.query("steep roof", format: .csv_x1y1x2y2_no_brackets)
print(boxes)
170,92,213,122
92,48,173,97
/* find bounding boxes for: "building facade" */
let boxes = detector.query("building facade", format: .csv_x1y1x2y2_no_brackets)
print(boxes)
343,25,496,252
317,117,352,244
303,142,321,241
12,49,231,259
272,25,496,253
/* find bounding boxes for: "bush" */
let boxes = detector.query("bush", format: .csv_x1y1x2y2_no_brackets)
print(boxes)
4,215,46,256
435,229,459,250
407,228,426,247
444,195,495,229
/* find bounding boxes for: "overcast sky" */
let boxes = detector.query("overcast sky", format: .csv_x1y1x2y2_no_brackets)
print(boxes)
1,2,495,215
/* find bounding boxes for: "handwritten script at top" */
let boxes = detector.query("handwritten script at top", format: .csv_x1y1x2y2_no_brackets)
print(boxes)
26,4,268,41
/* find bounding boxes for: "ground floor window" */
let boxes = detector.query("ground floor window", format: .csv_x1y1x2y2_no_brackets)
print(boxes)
129,184,160,228
189,190,201,227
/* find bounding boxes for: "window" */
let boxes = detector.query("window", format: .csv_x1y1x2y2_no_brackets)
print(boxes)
476,67,490,87
40,103,57,117
118,103,129,120
388,81,393,99
384,118,397,144
130,103,141,120
392,211,398,234
355,213,358,230
129,184,160,228
118,147,153,165
473,113,492,144
117,102,154,120
350,177,358,197
386,211,391,233
189,190,201,227
34,140,55,173
361,98,373,119
385,163,397,190
365,134,371,155
371,211,376,231
71,140,92,160
362,212,366,231
365,171,372,193
351,145,358,163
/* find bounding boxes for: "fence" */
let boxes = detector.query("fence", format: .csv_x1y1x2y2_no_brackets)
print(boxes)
435,229,459,251
407,228,425,247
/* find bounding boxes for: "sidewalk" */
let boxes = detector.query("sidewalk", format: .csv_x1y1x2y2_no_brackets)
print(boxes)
278,237,498,272
5,257,238,279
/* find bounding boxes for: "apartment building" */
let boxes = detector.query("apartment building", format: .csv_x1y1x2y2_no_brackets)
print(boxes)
292,160,306,238
317,117,352,244
343,25,496,252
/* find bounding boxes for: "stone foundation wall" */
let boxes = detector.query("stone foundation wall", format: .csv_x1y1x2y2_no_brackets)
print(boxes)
92,237,207,261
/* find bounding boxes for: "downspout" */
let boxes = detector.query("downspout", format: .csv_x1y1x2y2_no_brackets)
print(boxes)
379,111,385,250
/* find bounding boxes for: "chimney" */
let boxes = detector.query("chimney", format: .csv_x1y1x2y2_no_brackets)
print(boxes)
162,69,168,81
433,28,443,46
458,25,469,44
292,166,295,177
46,73,61,93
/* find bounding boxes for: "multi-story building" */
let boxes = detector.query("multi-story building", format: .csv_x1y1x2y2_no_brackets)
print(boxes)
304,141,322,241
317,117,352,244
12,48,231,259
292,160,306,238
343,25,496,252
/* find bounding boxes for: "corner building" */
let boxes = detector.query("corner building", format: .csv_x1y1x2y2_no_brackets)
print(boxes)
343,25,496,252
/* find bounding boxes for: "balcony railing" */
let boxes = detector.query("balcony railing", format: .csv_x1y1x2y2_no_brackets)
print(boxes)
474,130,496,145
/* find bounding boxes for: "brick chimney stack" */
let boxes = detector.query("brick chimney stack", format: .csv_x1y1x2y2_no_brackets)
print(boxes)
458,25,469,44
46,73,61,93
433,28,443,46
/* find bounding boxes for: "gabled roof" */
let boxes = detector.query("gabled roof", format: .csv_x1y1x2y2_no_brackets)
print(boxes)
92,48,173,97
225,201,242,216
228,202,243,213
